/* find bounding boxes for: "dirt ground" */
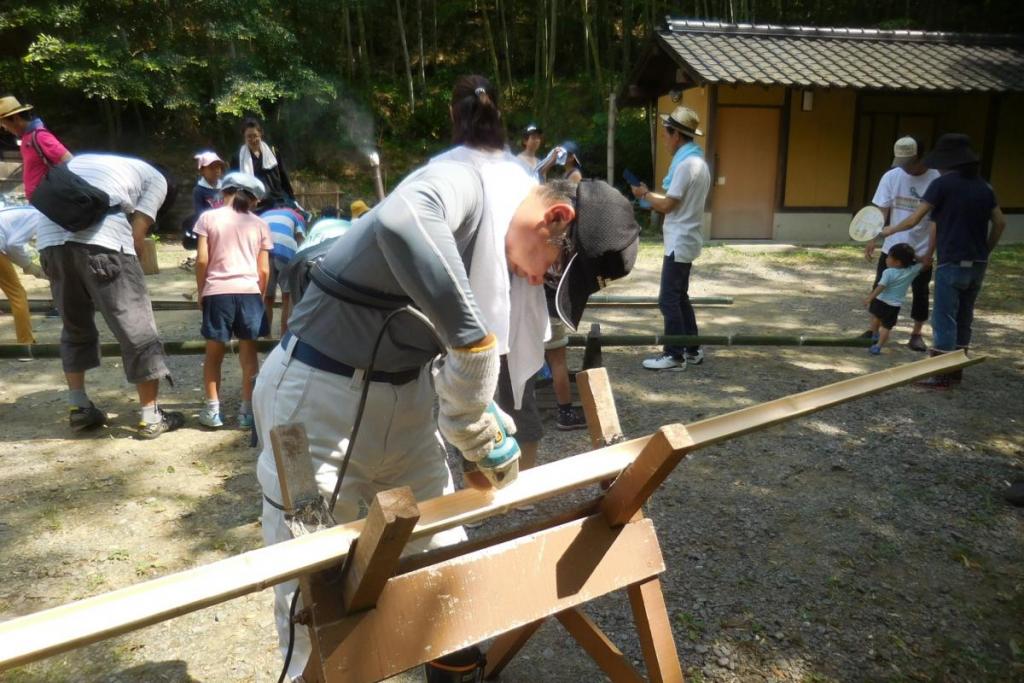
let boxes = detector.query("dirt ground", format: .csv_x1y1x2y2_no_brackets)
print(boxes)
1,242,1022,682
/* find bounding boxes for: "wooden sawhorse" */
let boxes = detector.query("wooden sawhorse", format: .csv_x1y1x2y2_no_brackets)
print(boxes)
273,368,688,682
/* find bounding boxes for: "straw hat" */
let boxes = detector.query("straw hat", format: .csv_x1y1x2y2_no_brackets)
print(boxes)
0,96,33,119
350,199,370,218
659,106,703,137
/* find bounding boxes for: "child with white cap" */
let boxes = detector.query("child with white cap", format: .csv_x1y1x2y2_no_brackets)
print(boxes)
181,151,226,272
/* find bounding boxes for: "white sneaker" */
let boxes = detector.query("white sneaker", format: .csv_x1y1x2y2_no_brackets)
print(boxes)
684,348,705,365
642,354,685,371
198,408,223,428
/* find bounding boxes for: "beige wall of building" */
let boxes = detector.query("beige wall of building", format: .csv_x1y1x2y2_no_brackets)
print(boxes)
784,89,857,207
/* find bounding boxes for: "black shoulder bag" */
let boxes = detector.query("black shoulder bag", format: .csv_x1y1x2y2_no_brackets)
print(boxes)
27,132,116,232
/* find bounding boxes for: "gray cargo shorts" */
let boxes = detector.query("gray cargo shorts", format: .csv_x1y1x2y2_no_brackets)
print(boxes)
41,243,169,384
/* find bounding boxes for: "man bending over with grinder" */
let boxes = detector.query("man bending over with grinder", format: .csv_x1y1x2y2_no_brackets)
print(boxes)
253,153,639,680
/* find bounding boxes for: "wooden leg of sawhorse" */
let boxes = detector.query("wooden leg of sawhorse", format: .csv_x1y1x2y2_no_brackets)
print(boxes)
483,619,545,680
628,577,683,683
557,608,645,683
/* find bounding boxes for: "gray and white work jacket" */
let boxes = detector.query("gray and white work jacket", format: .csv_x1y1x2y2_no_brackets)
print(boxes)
287,161,490,372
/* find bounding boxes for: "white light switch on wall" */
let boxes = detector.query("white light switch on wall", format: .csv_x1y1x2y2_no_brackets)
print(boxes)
717,176,726,186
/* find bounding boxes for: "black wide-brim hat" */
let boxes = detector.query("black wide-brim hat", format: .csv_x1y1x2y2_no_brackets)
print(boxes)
922,133,978,170
555,180,641,331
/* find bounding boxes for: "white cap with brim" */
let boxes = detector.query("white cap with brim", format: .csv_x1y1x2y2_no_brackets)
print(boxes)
195,151,226,170
891,136,918,168
554,180,641,331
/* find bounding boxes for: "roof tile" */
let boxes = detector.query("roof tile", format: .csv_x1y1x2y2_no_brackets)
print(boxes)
657,23,1024,92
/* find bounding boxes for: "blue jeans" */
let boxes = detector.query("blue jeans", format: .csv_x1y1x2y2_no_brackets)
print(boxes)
658,255,699,357
931,261,987,352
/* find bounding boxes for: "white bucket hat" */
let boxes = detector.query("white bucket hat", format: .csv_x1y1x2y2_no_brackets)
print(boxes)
660,106,703,137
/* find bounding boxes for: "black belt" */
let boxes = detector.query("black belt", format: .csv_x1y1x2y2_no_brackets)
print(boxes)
282,332,421,386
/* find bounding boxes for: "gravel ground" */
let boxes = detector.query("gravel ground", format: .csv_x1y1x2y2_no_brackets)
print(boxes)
1,242,1022,682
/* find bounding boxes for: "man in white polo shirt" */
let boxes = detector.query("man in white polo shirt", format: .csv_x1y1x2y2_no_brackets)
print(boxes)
35,153,184,439
865,136,940,352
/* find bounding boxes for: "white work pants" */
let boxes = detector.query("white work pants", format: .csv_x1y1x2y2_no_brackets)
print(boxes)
254,339,466,679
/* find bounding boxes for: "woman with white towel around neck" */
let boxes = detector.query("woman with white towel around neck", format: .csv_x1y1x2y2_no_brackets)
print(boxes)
232,118,297,213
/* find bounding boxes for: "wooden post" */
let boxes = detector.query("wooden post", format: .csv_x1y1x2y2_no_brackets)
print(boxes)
483,620,545,679
341,487,419,613
576,368,625,449
582,322,603,370
628,578,683,683
139,237,160,275
557,608,644,683
601,424,695,527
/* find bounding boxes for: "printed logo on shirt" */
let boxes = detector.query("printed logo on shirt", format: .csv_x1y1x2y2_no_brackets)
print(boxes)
893,195,920,212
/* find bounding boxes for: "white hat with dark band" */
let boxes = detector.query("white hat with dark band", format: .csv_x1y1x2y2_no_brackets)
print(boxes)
659,106,703,137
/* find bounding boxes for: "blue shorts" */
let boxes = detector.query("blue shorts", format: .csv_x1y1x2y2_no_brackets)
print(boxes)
201,293,269,341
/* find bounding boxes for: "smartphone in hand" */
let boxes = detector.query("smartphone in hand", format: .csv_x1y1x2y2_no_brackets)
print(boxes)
623,168,642,187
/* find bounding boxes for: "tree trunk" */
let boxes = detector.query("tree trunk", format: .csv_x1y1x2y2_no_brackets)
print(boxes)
356,1,371,83
534,0,545,116
580,0,604,94
396,0,416,112
543,0,558,123
479,0,502,93
622,0,632,75
343,0,355,79
581,0,591,79
432,0,439,66
416,0,426,85
497,0,514,96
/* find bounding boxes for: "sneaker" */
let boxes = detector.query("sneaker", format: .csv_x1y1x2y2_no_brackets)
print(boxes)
858,329,875,339
907,335,927,353
869,344,882,355
556,406,587,431
642,354,685,371
198,408,223,428
69,402,107,432
238,413,254,429
684,348,705,365
915,375,951,391
137,409,186,440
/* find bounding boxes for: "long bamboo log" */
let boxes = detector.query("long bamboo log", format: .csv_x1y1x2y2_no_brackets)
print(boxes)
0,295,732,313
0,351,981,670
0,333,872,360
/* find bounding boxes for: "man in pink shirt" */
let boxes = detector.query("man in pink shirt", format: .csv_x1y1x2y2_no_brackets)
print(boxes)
0,96,72,198
194,172,273,429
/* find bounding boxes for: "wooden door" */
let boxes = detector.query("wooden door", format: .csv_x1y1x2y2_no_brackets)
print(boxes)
710,107,780,239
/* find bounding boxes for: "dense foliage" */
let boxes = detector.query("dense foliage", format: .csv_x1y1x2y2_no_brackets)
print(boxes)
1,0,1021,190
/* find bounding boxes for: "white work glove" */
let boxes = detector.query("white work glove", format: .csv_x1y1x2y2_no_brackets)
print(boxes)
434,336,507,462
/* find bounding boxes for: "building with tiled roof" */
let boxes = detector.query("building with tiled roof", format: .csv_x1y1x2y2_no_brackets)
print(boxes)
620,20,1024,243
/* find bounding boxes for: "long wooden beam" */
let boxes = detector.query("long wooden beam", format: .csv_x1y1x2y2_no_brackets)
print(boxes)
0,351,980,670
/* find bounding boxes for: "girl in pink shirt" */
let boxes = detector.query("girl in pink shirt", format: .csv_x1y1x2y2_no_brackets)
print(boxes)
193,173,273,428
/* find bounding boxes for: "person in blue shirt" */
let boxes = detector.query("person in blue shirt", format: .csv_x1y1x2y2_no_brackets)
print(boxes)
260,207,306,336
880,133,1006,388
863,243,921,355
